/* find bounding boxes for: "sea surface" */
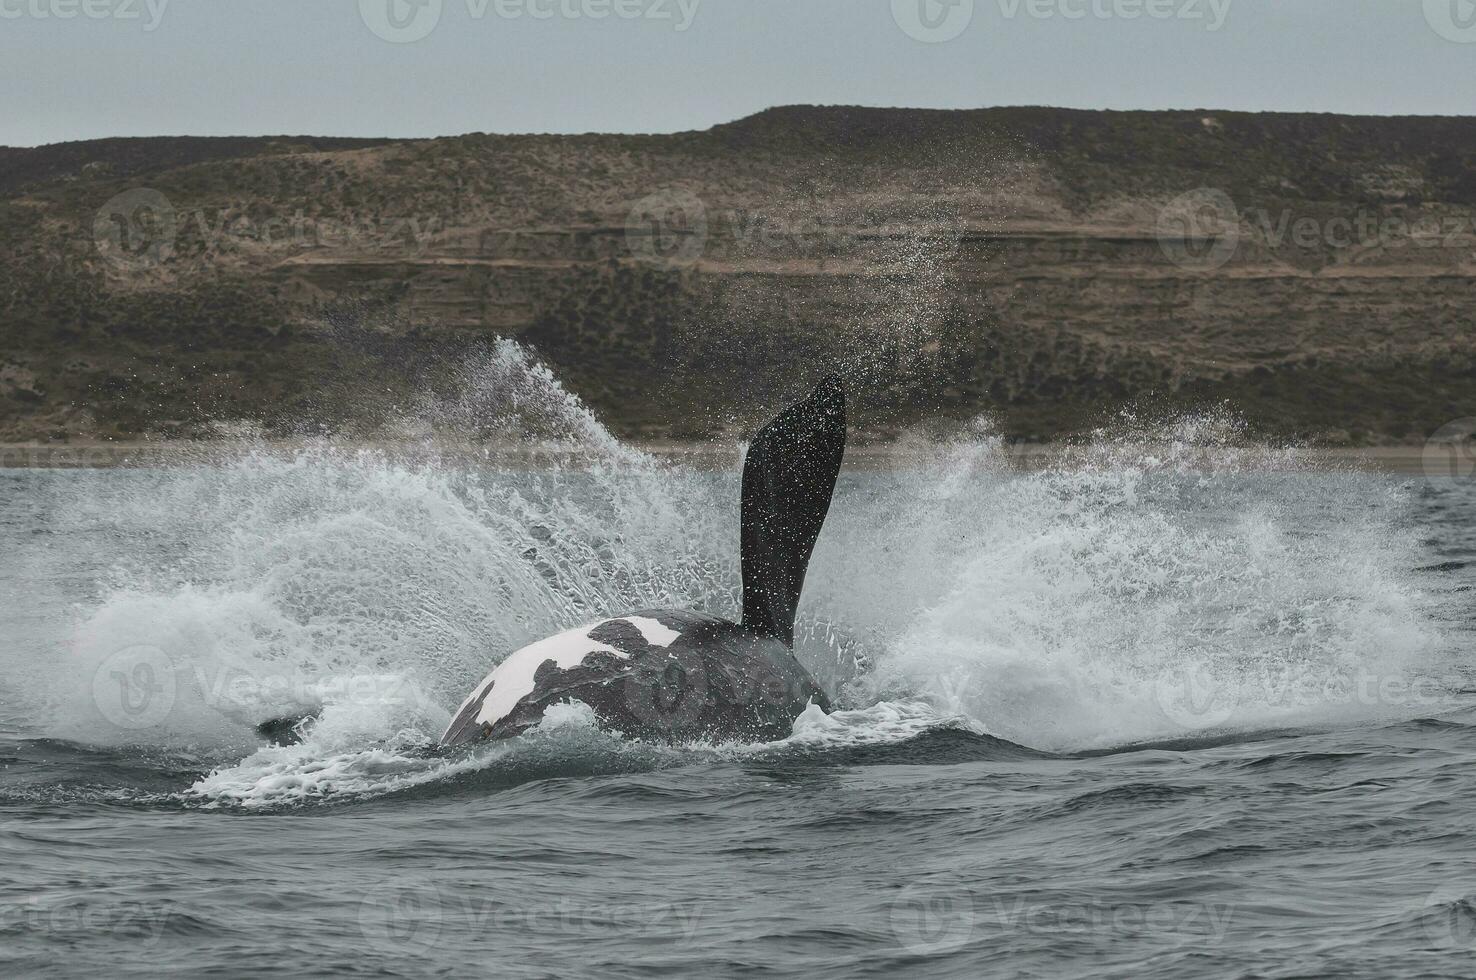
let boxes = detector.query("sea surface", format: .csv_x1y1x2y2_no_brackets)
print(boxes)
3,349,1476,978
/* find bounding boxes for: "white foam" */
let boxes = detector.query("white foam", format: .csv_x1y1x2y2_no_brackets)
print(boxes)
852,418,1450,751
189,742,473,808
778,700,973,748
14,341,1454,805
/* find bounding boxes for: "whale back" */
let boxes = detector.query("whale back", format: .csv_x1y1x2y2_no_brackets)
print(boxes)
739,375,846,647
438,609,831,746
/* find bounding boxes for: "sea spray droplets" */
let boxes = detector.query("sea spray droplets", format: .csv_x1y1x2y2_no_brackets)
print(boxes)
19,345,1456,805
426,338,645,463
858,415,1445,750
36,343,724,745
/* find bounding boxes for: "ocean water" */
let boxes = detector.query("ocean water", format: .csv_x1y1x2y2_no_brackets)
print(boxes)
3,346,1476,978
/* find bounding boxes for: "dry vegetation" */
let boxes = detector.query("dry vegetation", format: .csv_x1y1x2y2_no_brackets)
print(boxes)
2,106,1474,443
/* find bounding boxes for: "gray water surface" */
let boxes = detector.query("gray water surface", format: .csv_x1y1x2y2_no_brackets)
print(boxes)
3,454,1475,979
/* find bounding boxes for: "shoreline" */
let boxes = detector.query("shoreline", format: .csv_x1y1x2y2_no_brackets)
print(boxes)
0,441,1455,475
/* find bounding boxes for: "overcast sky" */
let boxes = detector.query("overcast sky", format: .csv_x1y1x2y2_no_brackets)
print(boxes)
3,0,1473,146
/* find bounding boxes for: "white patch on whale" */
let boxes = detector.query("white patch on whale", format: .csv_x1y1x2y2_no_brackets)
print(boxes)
451,617,683,736
624,615,681,648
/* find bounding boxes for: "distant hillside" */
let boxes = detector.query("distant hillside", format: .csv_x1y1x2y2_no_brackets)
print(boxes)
0,136,396,197
2,106,1474,444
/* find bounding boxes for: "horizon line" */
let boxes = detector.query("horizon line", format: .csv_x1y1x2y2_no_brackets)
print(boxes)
7,102,1476,151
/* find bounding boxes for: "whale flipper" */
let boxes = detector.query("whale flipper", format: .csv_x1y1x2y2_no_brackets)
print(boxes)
739,375,847,647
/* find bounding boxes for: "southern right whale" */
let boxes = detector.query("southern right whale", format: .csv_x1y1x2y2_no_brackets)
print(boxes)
439,375,847,746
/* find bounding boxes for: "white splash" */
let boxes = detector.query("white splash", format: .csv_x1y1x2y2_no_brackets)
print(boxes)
9,342,1454,809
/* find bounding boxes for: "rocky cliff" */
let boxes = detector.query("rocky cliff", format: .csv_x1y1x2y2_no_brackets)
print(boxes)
3,106,1474,443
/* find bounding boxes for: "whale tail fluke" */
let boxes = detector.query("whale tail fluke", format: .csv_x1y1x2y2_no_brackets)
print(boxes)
739,375,847,647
